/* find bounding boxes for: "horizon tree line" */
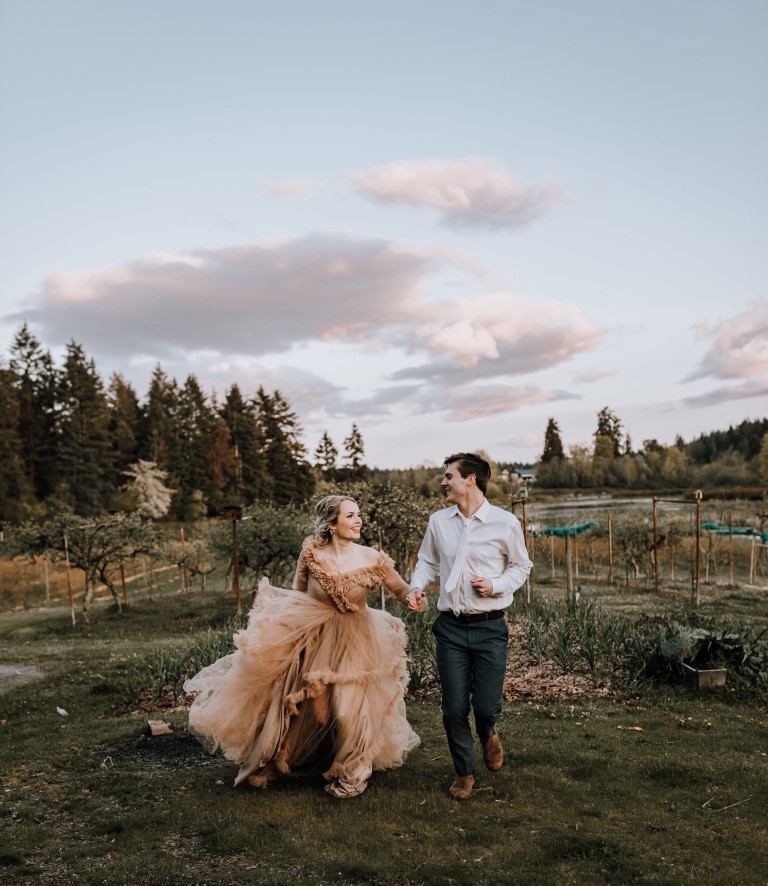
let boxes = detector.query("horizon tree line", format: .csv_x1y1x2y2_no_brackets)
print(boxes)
0,324,368,523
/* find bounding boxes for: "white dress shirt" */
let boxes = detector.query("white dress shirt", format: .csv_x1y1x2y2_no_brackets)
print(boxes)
410,500,532,615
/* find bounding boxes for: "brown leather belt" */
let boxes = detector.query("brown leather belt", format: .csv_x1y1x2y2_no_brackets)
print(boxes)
442,609,505,624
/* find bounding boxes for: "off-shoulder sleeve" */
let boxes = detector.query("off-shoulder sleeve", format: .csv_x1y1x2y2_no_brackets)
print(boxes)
377,552,410,604
291,537,313,592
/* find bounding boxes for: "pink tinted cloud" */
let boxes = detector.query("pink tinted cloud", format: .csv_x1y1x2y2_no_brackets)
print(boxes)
686,300,768,381
350,158,566,230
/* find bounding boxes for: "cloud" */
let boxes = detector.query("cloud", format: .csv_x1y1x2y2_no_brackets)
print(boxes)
263,178,331,198
8,235,432,359
681,378,768,408
350,158,565,230
422,384,580,422
7,234,603,426
574,368,616,384
395,294,603,383
685,300,768,381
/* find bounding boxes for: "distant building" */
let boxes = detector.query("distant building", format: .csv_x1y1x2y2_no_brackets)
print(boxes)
508,466,537,486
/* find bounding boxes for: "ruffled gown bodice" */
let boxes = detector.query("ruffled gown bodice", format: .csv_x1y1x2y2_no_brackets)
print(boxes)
184,537,420,797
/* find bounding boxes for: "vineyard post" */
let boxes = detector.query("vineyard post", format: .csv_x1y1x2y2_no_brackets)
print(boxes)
607,511,613,584
652,497,659,593
63,531,75,626
728,513,734,585
694,490,702,607
564,532,574,604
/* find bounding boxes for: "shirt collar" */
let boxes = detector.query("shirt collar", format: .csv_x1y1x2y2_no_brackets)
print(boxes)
450,498,490,523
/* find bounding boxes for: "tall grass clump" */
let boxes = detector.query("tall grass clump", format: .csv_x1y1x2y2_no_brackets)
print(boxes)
516,597,768,696
403,606,438,695
128,615,245,704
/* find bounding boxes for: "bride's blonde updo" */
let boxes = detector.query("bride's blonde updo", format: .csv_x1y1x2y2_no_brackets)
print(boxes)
314,495,357,545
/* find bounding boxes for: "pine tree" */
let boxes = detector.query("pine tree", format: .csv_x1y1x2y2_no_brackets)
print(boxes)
343,423,367,480
139,365,181,479
175,375,224,519
314,431,339,479
540,418,564,463
254,387,315,504
107,373,141,488
0,364,33,521
8,323,60,500
594,406,623,458
55,342,114,515
220,384,270,504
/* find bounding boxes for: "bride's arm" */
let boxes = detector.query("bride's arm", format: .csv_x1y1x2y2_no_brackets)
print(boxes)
292,551,309,592
382,565,428,612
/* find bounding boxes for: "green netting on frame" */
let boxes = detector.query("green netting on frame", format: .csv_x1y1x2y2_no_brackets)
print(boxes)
531,521,600,538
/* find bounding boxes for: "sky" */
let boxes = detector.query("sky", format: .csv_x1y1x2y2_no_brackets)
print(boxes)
1,0,767,469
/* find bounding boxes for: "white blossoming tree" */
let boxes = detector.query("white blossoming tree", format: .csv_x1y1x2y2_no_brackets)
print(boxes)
123,460,175,519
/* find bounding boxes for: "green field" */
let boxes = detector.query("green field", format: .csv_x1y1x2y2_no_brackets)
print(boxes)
1,588,766,885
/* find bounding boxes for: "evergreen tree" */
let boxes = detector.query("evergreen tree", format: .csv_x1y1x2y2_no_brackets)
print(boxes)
540,418,564,463
219,384,270,504
107,373,141,489
0,364,33,521
175,375,225,519
594,406,623,458
759,432,768,485
343,423,367,480
254,387,315,504
139,365,181,477
314,431,339,479
8,323,60,500
55,341,113,515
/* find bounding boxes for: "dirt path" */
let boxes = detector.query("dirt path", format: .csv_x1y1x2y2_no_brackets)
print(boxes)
0,664,47,693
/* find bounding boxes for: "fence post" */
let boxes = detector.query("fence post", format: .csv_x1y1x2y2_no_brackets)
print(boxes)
693,490,702,607
607,512,613,584
728,513,734,585
750,536,756,583
565,533,574,604
550,535,555,580
63,532,75,626
652,497,659,593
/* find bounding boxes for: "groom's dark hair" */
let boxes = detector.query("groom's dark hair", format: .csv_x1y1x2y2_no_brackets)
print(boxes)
443,452,491,495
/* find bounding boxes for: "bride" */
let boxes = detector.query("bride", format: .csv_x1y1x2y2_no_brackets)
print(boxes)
184,495,426,798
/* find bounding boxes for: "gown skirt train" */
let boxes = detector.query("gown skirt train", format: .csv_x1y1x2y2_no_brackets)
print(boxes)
184,542,420,798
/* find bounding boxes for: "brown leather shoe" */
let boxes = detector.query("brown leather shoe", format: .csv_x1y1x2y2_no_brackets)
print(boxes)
448,773,475,800
481,730,504,772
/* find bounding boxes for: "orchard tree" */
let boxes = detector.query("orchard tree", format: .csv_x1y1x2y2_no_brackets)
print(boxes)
9,512,159,622
210,501,310,590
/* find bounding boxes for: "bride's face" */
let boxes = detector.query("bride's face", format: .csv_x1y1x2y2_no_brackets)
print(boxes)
333,499,362,541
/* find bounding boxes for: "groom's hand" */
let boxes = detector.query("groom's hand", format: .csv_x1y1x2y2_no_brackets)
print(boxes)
470,576,493,598
407,589,427,612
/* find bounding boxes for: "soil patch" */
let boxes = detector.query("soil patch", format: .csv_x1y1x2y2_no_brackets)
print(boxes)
0,664,47,694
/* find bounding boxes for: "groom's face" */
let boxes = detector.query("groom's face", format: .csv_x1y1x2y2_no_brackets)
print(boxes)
441,461,473,504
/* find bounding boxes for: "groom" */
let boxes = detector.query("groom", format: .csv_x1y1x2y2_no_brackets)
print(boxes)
408,453,532,800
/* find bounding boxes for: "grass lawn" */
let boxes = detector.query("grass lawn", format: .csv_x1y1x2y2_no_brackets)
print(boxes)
1,591,766,885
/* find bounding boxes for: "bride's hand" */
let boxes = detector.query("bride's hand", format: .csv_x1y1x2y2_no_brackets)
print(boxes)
407,589,427,612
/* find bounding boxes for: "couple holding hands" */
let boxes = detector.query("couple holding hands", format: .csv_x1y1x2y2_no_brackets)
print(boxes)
185,452,532,801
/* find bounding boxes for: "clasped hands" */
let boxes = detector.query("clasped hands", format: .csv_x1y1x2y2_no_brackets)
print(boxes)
406,589,428,612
